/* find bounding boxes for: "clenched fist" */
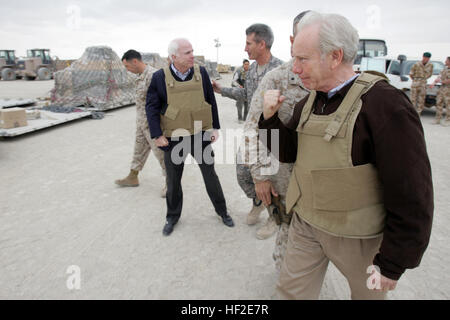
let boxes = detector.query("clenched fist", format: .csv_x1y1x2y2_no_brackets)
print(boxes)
263,90,285,120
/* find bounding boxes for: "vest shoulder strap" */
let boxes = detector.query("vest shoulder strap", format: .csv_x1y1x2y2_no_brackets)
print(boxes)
163,66,175,88
323,72,386,142
298,91,317,130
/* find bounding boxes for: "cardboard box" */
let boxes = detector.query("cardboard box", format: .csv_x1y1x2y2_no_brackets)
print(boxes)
0,107,28,129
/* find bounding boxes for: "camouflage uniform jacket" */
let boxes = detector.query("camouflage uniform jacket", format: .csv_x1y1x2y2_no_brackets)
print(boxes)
439,66,449,88
231,66,247,88
136,65,157,128
244,59,309,182
410,61,433,82
221,55,283,107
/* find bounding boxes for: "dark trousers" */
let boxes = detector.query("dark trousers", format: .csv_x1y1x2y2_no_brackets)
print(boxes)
163,133,227,223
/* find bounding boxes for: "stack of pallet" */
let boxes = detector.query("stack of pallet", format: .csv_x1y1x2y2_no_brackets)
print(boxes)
51,46,135,111
141,53,168,70
195,56,221,80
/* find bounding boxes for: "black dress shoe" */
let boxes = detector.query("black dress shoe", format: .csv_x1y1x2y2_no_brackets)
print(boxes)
221,214,234,227
163,221,176,236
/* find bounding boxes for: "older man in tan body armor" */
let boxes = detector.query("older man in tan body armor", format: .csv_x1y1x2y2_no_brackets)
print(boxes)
260,12,433,299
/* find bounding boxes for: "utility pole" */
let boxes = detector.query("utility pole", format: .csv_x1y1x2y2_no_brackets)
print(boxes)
214,38,221,64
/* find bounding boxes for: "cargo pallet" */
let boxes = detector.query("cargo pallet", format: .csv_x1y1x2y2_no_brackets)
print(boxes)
0,100,135,138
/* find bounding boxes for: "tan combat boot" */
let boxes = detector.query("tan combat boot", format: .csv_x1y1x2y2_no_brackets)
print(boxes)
247,198,264,225
256,214,278,240
115,169,139,187
432,118,441,125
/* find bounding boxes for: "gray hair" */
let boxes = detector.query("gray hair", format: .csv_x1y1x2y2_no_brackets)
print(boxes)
246,23,274,49
292,10,310,36
168,38,189,62
296,11,359,64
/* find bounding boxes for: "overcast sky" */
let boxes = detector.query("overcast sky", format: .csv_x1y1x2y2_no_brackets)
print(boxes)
0,0,449,65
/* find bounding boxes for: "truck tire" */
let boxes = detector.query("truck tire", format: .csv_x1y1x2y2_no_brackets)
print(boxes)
37,67,51,80
1,68,16,81
25,75,36,81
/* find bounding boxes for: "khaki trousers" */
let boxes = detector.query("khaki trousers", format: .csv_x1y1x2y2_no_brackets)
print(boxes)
131,124,166,174
277,212,386,300
411,81,427,113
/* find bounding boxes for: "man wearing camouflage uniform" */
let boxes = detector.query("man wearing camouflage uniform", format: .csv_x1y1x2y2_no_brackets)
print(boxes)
410,52,433,114
115,50,166,196
213,23,283,240
231,59,250,122
250,12,309,271
430,56,450,125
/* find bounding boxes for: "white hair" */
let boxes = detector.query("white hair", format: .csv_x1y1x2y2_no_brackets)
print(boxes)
296,11,359,64
168,38,190,62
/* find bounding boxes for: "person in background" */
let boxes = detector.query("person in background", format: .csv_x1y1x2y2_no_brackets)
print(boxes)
231,59,250,123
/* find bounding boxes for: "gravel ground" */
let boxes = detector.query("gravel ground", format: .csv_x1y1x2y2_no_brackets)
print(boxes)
0,74,448,300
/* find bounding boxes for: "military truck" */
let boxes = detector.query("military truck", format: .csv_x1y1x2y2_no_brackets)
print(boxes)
359,54,445,107
16,49,54,80
0,50,18,81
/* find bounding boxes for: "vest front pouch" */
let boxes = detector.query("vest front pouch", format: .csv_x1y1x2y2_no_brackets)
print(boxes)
192,101,213,132
309,164,386,238
311,164,383,212
161,104,184,132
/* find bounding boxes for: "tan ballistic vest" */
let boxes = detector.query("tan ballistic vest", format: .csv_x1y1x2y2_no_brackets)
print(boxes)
286,72,387,238
161,64,213,137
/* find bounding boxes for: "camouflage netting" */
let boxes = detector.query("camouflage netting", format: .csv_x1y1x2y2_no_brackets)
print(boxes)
142,53,221,80
50,46,135,110
141,52,168,70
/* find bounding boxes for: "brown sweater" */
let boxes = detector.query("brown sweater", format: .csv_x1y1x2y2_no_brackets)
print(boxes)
258,79,434,280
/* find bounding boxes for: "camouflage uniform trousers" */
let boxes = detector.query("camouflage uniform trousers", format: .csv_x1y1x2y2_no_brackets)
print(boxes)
236,161,256,199
131,123,166,176
411,80,427,113
271,162,294,274
236,150,294,273
236,99,249,121
435,86,450,121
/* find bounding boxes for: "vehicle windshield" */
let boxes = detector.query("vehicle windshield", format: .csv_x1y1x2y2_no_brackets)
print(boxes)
0,51,15,62
359,57,386,73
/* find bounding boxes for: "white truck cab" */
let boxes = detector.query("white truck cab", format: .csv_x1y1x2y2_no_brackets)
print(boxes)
359,55,445,107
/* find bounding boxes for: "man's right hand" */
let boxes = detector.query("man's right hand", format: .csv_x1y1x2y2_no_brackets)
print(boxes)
255,180,278,206
212,80,222,94
263,90,285,120
155,136,169,147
